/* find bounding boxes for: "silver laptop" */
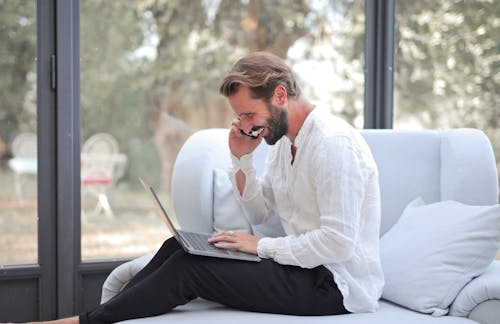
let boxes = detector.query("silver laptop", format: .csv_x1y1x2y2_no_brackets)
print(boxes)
139,177,261,262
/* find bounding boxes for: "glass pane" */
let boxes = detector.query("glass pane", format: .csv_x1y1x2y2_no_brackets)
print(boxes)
394,1,500,202
0,1,38,265
80,0,364,261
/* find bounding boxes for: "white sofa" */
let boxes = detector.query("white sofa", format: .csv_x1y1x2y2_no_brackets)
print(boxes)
102,128,500,324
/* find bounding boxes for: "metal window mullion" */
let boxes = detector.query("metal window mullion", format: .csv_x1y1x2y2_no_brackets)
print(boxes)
37,0,58,320
55,0,81,317
364,0,395,129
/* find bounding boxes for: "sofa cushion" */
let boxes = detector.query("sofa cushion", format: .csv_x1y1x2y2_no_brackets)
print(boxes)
212,168,253,234
212,168,285,238
380,198,500,316
118,299,477,324
361,130,442,235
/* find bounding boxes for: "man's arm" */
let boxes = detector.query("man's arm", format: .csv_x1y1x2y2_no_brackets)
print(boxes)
228,121,262,195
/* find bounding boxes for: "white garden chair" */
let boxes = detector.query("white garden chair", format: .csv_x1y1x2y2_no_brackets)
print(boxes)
81,133,127,217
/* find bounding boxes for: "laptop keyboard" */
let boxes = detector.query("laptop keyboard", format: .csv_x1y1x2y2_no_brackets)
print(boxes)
179,231,230,254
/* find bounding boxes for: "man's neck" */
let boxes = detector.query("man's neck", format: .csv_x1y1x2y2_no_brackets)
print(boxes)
286,99,313,144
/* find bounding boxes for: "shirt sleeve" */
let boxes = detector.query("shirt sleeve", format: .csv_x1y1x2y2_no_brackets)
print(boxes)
229,153,276,226
257,136,367,268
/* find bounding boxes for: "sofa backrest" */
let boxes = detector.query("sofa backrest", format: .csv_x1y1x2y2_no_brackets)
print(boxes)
362,129,498,234
172,128,498,236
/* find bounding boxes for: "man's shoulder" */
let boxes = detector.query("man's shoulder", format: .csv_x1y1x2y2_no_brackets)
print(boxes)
310,107,358,137
309,112,377,168
310,115,360,149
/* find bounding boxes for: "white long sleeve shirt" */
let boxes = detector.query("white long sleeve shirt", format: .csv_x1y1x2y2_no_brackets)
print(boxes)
230,107,384,313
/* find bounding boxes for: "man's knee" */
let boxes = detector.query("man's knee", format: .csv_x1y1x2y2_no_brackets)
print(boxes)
167,250,207,272
162,251,211,296
160,236,181,251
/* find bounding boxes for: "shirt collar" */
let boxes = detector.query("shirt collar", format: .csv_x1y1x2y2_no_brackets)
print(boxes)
293,106,318,148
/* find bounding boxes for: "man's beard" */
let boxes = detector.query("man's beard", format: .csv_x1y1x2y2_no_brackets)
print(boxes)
264,102,288,145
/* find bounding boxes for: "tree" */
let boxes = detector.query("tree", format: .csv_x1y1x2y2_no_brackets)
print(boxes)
143,0,315,191
2,0,498,192
394,0,500,185
0,1,36,159
80,0,161,187
394,0,499,131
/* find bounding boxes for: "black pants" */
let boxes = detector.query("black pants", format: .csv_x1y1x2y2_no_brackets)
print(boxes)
80,237,348,324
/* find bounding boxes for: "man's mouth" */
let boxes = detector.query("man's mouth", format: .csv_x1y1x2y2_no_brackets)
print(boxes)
240,126,265,139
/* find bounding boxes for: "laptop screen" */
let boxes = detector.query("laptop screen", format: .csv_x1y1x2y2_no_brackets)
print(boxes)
138,177,177,237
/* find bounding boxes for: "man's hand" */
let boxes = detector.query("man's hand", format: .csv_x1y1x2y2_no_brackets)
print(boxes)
208,231,260,255
229,119,263,158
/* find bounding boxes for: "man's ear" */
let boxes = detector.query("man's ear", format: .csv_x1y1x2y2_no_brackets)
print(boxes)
272,84,287,106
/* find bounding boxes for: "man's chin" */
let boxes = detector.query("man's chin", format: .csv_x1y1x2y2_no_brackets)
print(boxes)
264,135,279,145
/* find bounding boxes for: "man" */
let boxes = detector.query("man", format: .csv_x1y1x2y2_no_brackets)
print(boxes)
35,52,382,324
212,51,384,314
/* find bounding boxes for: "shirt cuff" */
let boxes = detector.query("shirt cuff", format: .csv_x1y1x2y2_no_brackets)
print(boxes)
257,237,275,259
230,153,259,201
231,153,253,173
257,236,300,266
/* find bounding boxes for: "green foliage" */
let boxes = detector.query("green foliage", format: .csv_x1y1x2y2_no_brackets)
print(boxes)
80,0,154,141
0,0,36,143
1,0,498,186
394,0,500,130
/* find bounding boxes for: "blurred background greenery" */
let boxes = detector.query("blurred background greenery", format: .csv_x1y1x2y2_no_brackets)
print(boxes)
0,0,498,263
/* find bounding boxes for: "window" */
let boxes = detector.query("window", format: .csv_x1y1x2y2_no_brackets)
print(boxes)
2,0,498,317
0,0,37,266
394,0,500,190
80,0,365,260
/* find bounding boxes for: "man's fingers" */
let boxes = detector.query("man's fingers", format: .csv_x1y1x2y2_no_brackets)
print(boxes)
211,231,236,238
231,118,241,129
214,242,238,249
229,125,241,136
208,233,238,243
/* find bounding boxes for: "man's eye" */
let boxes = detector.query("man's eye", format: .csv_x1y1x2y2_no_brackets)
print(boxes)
238,113,253,120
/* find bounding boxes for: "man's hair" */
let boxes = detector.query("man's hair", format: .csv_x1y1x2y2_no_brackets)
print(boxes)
219,52,301,102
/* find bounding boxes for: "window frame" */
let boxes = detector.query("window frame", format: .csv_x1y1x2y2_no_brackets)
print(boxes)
0,0,397,318
364,0,395,129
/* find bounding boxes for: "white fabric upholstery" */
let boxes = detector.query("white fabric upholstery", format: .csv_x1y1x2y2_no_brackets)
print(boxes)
101,252,155,303
212,167,285,238
380,198,500,315
212,168,253,234
450,261,500,318
440,129,499,205
172,129,499,235
361,130,443,234
119,299,477,324
103,128,499,324
171,129,268,233
467,299,500,324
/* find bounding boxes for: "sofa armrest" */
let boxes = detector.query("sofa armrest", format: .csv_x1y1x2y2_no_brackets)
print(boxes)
101,252,156,303
449,260,500,323
468,299,500,324
171,128,269,233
